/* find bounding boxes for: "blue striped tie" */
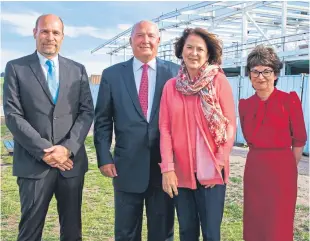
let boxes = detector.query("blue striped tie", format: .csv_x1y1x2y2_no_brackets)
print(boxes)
46,60,59,103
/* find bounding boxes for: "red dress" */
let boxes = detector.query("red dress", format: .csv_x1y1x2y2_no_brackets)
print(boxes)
239,88,307,241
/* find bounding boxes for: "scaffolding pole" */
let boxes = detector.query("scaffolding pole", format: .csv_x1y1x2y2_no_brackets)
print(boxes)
281,1,287,76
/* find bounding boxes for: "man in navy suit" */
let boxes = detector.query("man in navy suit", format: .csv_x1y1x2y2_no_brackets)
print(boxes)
3,14,94,240
94,20,179,241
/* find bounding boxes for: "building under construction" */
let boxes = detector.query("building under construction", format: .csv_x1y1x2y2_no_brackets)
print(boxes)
91,1,309,77
90,1,309,153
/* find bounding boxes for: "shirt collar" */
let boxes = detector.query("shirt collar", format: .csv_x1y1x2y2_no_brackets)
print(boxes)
133,57,156,72
37,51,59,68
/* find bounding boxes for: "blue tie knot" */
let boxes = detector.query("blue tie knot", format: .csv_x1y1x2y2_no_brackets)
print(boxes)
46,60,54,73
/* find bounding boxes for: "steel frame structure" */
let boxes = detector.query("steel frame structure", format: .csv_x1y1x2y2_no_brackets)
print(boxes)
91,1,309,76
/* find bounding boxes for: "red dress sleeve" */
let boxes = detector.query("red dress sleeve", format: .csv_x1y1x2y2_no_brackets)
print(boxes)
288,91,307,147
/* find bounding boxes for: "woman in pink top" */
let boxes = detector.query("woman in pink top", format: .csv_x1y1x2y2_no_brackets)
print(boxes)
159,28,236,241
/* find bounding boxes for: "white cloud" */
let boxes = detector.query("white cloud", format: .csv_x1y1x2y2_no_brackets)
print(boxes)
64,49,127,75
117,24,132,31
1,12,40,36
1,11,131,40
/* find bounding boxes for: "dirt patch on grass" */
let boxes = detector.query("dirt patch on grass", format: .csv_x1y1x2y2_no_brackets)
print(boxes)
1,214,19,233
229,146,309,236
230,147,309,206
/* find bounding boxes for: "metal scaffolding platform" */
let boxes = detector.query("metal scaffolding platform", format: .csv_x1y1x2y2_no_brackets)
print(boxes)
91,1,309,76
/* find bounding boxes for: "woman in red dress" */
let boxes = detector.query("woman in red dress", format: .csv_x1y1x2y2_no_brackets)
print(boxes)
239,45,307,241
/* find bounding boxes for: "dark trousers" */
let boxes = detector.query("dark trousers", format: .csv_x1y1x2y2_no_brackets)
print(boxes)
175,180,226,241
114,186,174,241
17,168,85,241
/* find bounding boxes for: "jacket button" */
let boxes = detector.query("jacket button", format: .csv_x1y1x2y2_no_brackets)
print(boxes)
53,117,57,120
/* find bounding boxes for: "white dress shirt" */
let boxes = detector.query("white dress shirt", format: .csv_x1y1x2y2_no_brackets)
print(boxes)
132,57,157,122
37,51,60,85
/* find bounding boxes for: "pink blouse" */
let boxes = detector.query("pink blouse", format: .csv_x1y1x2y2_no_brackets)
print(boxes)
159,72,236,189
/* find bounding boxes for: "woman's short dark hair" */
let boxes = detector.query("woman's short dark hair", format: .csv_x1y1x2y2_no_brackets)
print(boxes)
247,45,283,86
174,28,222,65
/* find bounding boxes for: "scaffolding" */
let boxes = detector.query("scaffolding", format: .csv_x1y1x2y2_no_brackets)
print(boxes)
91,1,309,76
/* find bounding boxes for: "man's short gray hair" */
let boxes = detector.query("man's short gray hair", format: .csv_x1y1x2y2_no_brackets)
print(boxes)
130,20,159,37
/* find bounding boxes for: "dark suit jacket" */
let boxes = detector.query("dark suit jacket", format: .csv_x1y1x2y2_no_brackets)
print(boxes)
3,52,94,179
94,57,179,193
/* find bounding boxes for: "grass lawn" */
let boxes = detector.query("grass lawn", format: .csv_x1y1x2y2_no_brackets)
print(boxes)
1,125,309,240
0,77,4,98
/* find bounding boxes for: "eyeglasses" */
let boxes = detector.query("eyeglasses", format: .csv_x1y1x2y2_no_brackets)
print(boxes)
250,69,274,78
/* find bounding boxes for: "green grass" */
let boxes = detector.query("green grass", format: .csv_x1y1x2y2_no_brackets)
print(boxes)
1,124,11,137
85,135,96,153
1,125,309,240
0,77,4,98
230,177,242,184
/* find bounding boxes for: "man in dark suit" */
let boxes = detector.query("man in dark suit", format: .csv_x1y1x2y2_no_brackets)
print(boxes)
3,14,94,241
94,20,179,241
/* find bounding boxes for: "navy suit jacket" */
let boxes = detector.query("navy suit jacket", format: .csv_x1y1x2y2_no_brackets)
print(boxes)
94,57,179,193
3,52,94,179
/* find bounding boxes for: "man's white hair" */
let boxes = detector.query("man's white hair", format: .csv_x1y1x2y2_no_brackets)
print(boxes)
130,20,160,37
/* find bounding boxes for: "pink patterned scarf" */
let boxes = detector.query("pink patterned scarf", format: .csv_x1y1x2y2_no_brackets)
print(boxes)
176,60,229,147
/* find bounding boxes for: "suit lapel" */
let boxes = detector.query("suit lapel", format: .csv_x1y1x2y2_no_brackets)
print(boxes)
149,58,167,123
121,58,146,120
28,52,54,104
56,56,69,105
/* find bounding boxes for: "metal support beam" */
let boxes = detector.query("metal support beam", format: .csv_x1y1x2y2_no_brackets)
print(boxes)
268,2,309,12
109,54,113,66
245,12,273,45
241,3,248,77
91,1,219,53
90,1,308,70
91,28,132,54
123,39,127,61
281,1,287,76
106,1,271,55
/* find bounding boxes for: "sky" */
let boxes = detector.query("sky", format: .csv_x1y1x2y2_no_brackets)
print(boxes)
1,1,198,75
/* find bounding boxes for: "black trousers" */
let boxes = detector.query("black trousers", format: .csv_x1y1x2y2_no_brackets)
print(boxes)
174,179,226,241
114,186,174,241
17,168,85,241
